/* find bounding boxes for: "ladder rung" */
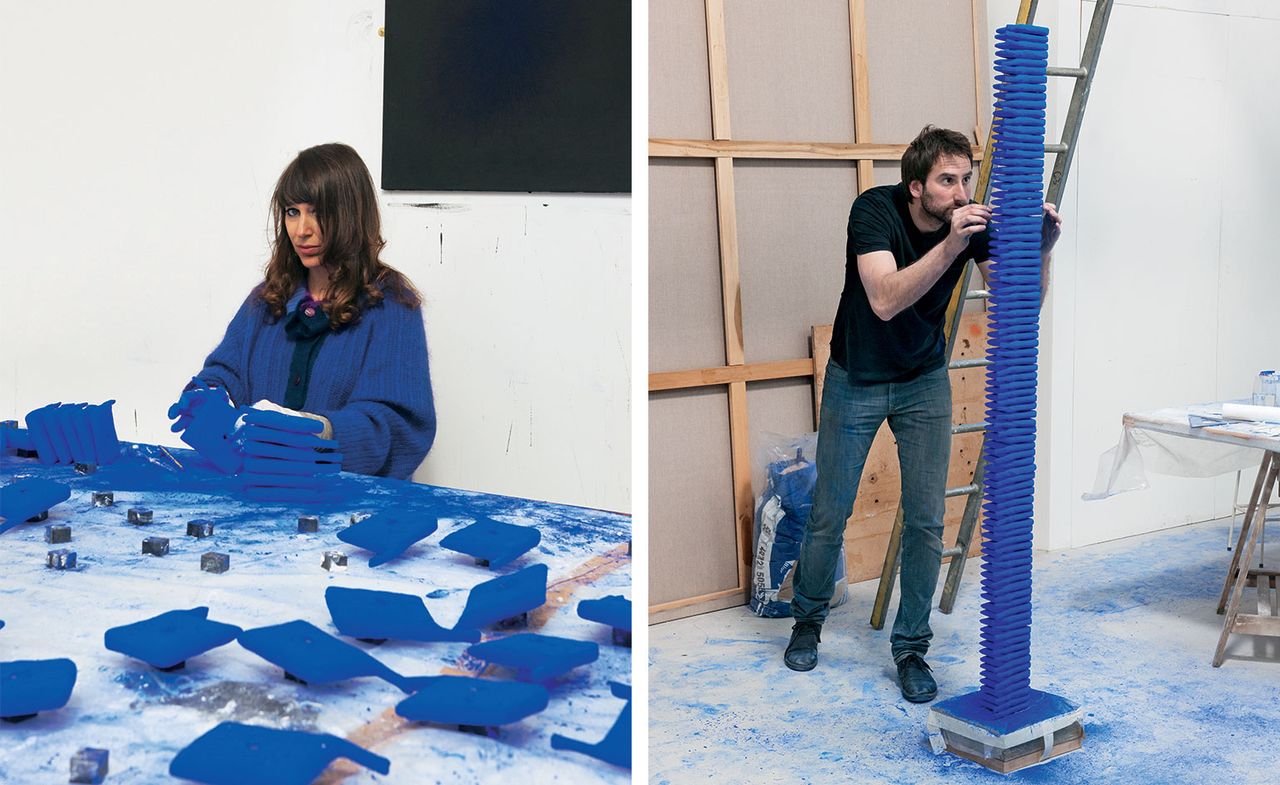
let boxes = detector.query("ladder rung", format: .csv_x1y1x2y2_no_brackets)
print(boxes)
1047,66,1088,78
949,358,990,370
965,289,990,300
1045,143,1069,154
952,422,987,435
942,546,964,559
945,483,980,498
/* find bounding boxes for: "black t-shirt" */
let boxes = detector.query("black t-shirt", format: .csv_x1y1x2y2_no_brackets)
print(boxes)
830,182,989,384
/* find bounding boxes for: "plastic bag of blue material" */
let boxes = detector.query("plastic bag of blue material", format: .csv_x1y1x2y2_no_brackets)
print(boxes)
749,432,848,618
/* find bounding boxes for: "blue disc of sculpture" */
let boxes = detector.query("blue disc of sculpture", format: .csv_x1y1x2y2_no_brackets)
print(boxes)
168,721,390,785
176,392,245,475
104,607,242,670
88,400,123,465
466,633,599,682
551,681,632,769
0,476,70,534
439,516,542,568
394,675,549,727
454,563,549,630
237,620,421,692
336,509,440,567
325,586,481,643
577,595,632,633
0,658,77,720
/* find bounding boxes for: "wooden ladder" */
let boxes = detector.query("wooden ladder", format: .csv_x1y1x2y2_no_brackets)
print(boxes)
870,0,1116,629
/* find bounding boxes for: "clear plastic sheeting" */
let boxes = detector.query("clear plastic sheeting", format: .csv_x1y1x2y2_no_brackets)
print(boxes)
1084,403,1280,501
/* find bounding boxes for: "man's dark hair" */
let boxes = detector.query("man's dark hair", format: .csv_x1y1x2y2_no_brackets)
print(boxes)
900,125,973,200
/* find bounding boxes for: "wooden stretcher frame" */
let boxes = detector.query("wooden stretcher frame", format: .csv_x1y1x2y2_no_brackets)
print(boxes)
648,0,989,622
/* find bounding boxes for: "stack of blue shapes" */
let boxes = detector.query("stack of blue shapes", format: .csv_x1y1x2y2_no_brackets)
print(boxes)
0,420,34,454
0,477,70,535
551,681,632,769
325,586,480,643
466,633,599,682
337,509,439,567
23,401,121,466
439,517,542,568
104,607,242,670
455,564,549,629
170,383,244,474
0,658,77,721
237,620,420,692
234,409,343,503
169,722,389,785
395,676,549,727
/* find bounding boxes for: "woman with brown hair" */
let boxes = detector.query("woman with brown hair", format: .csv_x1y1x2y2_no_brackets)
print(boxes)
170,143,435,479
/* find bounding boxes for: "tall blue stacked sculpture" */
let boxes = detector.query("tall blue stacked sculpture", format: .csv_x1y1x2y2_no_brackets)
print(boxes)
925,24,1085,773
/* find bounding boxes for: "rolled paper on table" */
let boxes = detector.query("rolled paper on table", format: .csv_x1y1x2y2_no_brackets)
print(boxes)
1222,403,1280,424
240,408,325,434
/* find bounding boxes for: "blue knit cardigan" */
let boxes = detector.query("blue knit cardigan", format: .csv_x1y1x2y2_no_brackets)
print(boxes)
192,286,436,479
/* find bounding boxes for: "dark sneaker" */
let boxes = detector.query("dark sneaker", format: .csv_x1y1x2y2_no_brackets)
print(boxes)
784,621,822,671
895,653,937,702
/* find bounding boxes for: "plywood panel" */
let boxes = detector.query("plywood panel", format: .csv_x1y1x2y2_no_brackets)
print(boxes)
873,160,900,189
735,161,857,364
649,388,739,605
649,160,727,372
649,0,713,139
722,0,857,143
865,0,980,144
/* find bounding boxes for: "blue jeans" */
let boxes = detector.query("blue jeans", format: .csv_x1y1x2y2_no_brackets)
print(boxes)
791,359,952,663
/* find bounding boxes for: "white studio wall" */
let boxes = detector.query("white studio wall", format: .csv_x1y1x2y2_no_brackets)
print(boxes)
0,1,631,512
987,0,1280,550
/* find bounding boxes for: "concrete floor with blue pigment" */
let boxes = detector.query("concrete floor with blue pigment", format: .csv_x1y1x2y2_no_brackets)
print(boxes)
649,519,1279,784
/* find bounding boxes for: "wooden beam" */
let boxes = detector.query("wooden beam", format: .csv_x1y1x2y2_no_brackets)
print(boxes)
971,0,986,145
649,138,983,161
704,0,755,602
650,139,926,161
849,0,875,193
727,380,754,583
704,0,731,141
713,158,744,368
650,585,748,619
649,358,813,391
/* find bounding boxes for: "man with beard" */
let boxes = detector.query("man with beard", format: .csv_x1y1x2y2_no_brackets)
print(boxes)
781,125,1061,702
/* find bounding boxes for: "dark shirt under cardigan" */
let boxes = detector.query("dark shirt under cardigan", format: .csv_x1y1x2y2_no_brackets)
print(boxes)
830,182,991,384
193,285,436,479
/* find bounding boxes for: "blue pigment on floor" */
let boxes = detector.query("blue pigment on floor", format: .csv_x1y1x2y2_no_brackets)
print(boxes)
650,519,1280,784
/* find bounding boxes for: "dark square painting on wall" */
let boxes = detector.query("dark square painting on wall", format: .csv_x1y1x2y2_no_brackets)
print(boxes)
383,0,631,193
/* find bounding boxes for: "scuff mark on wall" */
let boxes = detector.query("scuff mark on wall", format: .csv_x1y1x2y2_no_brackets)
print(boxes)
406,203,469,211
